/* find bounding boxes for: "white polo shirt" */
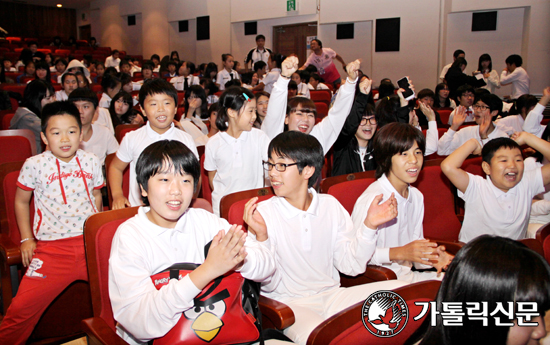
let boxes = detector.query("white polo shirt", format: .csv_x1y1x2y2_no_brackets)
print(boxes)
257,189,378,301
55,90,68,101
216,69,240,91
351,174,430,279
109,206,275,344
116,122,198,206
458,169,544,242
170,75,199,91
437,124,509,156
80,123,119,165
500,67,530,99
94,107,115,135
204,128,270,216
261,68,280,94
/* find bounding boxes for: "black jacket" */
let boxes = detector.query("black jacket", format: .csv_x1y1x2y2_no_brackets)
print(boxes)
332,92,376,177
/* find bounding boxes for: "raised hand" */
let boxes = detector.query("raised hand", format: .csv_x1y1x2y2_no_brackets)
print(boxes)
364,193,398,229
478,112,492,140
346,59,361,81
281,56,299,77
451,106,467,131
359,77,372,95
204,226,248,276
243,197,268,241
419,102,435,122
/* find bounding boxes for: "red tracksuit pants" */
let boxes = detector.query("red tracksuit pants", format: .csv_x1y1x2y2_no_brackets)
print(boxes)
0,236,88,345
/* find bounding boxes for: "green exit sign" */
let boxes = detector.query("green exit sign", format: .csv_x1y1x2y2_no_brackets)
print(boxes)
287,0,296,12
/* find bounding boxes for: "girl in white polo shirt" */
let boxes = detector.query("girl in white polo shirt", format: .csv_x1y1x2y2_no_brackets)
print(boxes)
216,54,240,91
204,87,270,216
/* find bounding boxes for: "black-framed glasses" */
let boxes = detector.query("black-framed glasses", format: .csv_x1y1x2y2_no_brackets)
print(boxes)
360,116,377,126
263,161,300,172
473,104,490,111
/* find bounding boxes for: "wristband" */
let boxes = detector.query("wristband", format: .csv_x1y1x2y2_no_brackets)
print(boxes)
280,74,291,79
21,237,34,243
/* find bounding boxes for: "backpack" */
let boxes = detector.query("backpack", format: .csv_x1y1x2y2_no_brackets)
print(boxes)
150,242,291,345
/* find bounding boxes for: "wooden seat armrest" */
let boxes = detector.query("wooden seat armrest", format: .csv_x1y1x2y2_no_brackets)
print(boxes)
0,234,21,266
81,317,128,345
431,240,464,255
259,295,295,330
340,265,397,287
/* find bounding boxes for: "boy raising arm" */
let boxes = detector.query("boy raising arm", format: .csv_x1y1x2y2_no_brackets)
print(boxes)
441,132,550,242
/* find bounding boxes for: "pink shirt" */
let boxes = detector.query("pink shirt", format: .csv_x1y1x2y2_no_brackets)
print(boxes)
304,48,340,83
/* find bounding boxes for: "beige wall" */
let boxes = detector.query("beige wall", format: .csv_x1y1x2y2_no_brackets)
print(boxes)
80,0,549,94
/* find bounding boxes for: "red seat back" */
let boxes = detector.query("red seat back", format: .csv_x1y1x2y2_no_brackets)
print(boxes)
315,102,328,119
327,177,376,215
2,113,15,130
413,164,461,241
310,90,331,106
84,207,139,331
220,187,275,226
0,136,33,164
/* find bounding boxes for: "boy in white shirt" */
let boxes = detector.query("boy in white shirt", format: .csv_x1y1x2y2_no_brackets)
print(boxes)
243,131,407,345
500,54,530,99
520,87,550,138
54,73,78,101
351,123,453,284
108,79,198,209
171,61,199,91
441,132,550,242
105,50,120,68
307,73,330,92
438,94,509,156
109,140,276,344
69,88,119,165
446,84,475,125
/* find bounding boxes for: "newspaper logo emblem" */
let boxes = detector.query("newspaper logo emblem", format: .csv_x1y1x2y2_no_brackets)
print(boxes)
362,290,408,337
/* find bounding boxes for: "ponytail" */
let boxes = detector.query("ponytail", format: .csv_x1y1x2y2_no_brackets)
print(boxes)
216,87,254,131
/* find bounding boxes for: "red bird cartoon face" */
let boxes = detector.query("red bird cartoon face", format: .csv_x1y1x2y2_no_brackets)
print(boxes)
184,278,229,342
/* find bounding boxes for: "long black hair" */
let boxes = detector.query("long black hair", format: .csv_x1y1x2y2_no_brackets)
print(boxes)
215,87,254,131
22,79,54,117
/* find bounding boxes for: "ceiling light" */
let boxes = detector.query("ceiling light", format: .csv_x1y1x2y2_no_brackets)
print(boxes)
57,4,62,7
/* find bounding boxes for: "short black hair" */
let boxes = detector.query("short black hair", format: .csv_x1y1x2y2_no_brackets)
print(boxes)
119,59,130,68
150,54,160,62
268,131,324,188
138,78,178,107
141,62,154,71
477,93,502,115
101,73,121,92
505,54,523,67
288,80,298,91
373,122,425,179
167,60,177,67
453,49,465,59
184,61,196,74
112,49,119,55
41,101,82,133
456,84,474,99
452,57,467,69
482,137,521,164
253,61,267,73
312,38,322,48
256,34,266,41
515,94,538,115
61,72,77,84
136,140,200,205
417,88,435,101
68,88,99,108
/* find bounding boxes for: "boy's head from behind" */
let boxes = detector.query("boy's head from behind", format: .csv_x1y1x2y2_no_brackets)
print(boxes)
481,138,523,193
374,122,425,180
136,140,200,227
40,101,83,162
267,131,323,190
